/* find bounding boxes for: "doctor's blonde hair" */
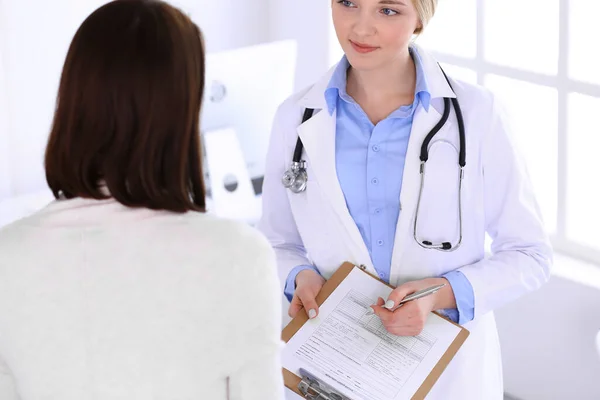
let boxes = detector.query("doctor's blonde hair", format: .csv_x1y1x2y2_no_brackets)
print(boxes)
412,0,437,34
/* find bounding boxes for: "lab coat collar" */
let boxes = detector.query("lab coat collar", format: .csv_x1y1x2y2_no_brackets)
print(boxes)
412,43,457,100
297,65,336,110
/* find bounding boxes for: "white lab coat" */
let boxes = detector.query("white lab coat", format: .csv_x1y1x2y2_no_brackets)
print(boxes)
259,44,553,399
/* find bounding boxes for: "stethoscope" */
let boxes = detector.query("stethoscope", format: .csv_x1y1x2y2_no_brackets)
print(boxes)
282,67,466,252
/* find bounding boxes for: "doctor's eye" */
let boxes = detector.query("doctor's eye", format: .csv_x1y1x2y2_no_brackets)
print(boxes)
337,0,357,8
381,8,399,16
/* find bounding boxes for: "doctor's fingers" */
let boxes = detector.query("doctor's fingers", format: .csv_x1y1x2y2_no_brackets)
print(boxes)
371,297,398,322
289,290,319,319
298,289,320,319
381,312,426,336
378,303,426,336
370,297,388,317
288,294,304,318
383,321,425,337
385,283,418,310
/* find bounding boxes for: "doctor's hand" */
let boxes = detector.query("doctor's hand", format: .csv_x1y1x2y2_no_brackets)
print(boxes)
370,278,455,337
289,269,326,320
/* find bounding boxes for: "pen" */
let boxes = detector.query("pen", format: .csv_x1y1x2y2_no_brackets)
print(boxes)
365,283,446,315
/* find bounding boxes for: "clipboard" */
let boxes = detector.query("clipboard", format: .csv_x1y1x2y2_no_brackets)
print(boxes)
281,262,470,400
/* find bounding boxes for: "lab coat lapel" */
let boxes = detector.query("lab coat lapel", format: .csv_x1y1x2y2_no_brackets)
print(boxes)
389,99,453,284
297,108,374,272
386,45,459,284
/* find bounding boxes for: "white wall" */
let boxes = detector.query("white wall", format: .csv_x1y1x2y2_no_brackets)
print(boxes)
496,255,600,400
0,0,269,202
0,0,108,199
268,0,332,91
170,0,269,54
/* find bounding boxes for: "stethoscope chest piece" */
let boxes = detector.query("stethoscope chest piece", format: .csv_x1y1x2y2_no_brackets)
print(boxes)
282,161,308,193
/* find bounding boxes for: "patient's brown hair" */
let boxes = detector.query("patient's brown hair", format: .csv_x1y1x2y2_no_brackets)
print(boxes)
45,0,206,213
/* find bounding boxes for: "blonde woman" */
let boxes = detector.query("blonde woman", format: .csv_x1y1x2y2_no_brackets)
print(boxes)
260,0,552,398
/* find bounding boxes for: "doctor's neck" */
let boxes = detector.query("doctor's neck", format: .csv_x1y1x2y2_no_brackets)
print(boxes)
346,48,416,106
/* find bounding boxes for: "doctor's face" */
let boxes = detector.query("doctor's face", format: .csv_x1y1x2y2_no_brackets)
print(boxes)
331,0,421,71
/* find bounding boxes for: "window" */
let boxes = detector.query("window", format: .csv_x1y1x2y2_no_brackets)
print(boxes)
483,75,558,234
423,0,600,265
329,0,600,265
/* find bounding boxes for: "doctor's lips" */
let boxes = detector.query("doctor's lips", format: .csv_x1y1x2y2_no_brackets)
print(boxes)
350,40,379,54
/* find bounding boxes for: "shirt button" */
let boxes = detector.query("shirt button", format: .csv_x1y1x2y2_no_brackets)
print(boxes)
371,178,379,185
374,208,382,215
377,240,384,246
372,145,380,152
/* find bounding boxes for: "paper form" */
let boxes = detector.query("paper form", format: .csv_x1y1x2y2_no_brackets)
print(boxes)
283,267,462,400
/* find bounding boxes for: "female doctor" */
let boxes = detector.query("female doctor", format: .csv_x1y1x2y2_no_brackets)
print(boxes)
259,0,553,398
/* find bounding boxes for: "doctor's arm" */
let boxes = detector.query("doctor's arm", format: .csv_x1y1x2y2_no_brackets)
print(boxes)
376,93,552,333
257,104,325,318
451,93,553,319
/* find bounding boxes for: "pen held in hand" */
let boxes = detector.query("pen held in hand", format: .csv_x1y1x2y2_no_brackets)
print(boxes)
364,283,446,316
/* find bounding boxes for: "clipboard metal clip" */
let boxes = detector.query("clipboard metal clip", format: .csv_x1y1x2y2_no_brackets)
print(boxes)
297,368,353,400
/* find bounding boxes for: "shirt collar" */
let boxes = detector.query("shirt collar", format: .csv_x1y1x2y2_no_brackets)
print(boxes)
324,45,431,115
324,56,351,115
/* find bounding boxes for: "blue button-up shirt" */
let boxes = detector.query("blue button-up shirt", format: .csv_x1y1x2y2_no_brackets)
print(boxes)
284,47,474,324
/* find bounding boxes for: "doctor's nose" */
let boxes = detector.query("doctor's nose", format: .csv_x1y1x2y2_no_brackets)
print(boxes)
352,13,377,37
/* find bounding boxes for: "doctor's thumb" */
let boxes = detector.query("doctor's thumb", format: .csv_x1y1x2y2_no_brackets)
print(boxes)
386,285,415,310
298,292,319,320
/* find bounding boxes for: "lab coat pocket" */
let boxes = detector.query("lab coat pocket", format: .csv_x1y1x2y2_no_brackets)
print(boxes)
414,139,461,247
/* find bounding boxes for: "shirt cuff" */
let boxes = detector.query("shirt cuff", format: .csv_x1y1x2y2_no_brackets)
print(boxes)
440,270,475,325
284,265,321,302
